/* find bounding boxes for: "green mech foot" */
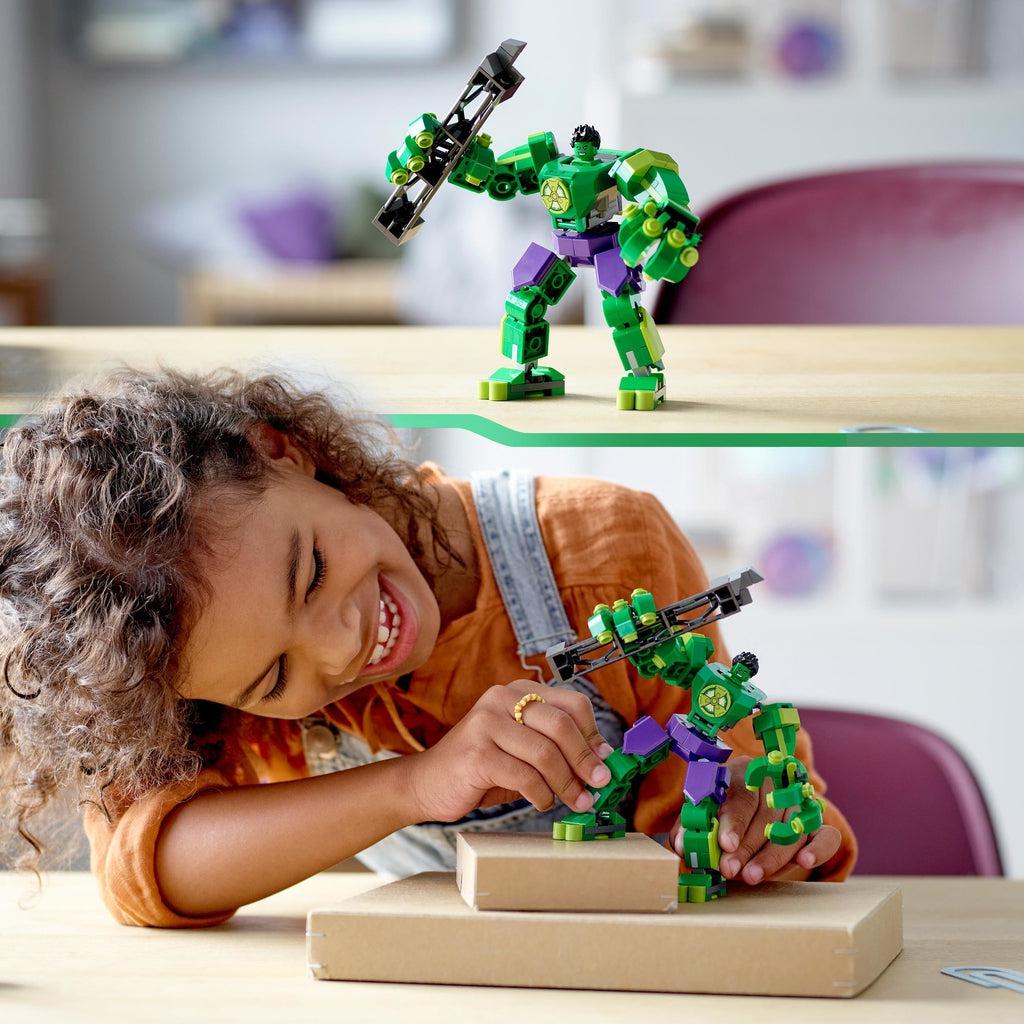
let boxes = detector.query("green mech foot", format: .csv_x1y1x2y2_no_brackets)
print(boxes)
616,372,665,412
552,810,626,841
678,871,727,903
479,365,566,402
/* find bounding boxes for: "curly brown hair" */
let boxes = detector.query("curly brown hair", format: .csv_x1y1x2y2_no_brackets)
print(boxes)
0,367,458,879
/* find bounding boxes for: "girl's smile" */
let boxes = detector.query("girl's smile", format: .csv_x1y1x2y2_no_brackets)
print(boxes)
176,428,470,720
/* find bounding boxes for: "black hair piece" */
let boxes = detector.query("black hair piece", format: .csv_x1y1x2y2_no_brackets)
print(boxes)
570,124,601,148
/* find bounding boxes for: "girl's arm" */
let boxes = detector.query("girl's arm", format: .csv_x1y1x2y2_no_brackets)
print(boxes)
155,754,419,917
156,679,615,918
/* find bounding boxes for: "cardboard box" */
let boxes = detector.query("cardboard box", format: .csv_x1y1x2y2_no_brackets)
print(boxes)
307,873,903,997
456,831,679,912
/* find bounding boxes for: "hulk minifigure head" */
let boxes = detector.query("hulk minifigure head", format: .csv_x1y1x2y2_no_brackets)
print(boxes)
570,124,601,162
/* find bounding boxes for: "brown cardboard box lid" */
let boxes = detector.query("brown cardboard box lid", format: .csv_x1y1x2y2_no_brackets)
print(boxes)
456,831,679,912
307,873,903,997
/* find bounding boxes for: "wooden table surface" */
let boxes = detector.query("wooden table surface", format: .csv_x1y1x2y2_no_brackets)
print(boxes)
1,873,1021,1023
0,326,1021,437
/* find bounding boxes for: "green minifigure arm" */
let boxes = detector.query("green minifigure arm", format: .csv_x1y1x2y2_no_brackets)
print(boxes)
612,148,701,285
742,700,826,846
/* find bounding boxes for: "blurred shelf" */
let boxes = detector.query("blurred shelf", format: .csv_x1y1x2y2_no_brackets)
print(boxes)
0,262,52,327
182,260,400,327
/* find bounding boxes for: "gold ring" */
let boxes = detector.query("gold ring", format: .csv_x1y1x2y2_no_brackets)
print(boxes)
513,693,545,724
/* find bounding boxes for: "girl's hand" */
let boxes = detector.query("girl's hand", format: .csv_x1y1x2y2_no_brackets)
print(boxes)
669,754,841,883
405,681,615,824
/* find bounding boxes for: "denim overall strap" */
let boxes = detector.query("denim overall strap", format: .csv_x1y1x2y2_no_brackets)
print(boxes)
470,469,575,663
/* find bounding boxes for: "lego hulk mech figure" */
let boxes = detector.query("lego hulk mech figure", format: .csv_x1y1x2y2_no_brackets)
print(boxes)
545,568,825,902
380,44,701,410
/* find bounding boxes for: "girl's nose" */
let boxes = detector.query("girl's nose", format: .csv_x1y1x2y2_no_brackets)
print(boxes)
299,597,365,677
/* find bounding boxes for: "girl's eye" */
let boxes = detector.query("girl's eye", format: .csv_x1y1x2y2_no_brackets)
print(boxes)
263,657,288,702
307,543,326,598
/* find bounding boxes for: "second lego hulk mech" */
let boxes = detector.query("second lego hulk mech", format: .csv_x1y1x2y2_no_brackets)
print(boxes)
386,118,701,411
545,569,825,902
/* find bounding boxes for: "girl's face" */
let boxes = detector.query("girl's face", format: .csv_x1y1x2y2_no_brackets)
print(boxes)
177,435,441,719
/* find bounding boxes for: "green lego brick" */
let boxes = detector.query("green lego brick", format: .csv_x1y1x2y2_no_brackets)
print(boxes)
505,290,547,325
677,871,726,903
680,795,717,832
590,778,631,814
587,603,615,644
617,371,665,414
480,365,566,403
500,317,549,364
601,291,643,331
604,749,640,785
635,743,672,774
613,148,683,198
682,817,721,871
536,259,576,305
611,310,665,371
487,169,518,201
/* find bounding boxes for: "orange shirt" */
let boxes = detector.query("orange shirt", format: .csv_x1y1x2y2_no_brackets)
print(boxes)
84,472,857,927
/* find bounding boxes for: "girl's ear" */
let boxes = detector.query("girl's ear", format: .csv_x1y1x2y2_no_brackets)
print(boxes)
249,423,316,476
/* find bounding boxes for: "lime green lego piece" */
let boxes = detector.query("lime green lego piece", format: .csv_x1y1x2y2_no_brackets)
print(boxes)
678,873,726,903
588,603,615,644
500,317,549,364
604,749,641,785
480,365,565,403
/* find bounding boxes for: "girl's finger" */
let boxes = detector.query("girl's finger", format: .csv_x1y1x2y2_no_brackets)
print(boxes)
739,831,807,884
716,770,759,854
495,718,595,813
794,824,842,871
719,796,782,878
487,751,555,812
511,698,612,790
508,680,613,757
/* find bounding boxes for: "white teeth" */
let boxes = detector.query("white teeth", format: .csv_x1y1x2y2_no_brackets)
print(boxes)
367,589,403,668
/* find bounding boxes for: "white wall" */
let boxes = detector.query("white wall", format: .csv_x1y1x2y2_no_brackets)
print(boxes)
0,0,41,197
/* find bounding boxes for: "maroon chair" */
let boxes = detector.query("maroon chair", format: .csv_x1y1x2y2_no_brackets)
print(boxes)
801,708,1003,876
654,163,1024,325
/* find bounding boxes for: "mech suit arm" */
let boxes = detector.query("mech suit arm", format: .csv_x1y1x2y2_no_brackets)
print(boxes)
611,148,701,284
741,703,826,845
386,119,557,202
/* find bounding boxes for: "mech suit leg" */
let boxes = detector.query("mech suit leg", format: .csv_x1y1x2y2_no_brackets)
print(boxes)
480,242,576,402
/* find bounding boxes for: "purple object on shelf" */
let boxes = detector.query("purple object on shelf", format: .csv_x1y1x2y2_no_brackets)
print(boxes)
777,20,842,78
237,189,334,263
759,532,831,597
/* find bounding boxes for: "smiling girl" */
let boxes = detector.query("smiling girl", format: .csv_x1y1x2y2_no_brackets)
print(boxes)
0,369,855,926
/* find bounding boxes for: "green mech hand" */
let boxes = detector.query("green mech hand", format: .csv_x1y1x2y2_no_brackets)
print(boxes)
384,113,441,185
619,198,701,284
